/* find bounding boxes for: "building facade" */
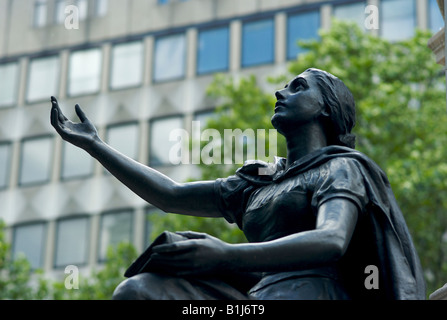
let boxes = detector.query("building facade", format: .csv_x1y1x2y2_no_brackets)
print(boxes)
0,0,443,278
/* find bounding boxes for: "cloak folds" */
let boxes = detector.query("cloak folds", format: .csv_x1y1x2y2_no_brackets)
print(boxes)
236,146,426,300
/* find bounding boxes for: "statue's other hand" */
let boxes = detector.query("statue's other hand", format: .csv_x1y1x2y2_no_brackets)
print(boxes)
50,96,100,150
150,231,234,276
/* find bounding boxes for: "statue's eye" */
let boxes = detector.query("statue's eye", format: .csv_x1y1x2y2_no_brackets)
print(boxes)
293,79,307,91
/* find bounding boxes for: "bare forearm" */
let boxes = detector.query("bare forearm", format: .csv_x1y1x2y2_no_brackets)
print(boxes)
227,229,343,273
86,138,220,217
226,200,358,273
86,138,175,209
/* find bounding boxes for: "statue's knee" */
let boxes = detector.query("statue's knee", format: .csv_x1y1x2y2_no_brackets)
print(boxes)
113,277,145,300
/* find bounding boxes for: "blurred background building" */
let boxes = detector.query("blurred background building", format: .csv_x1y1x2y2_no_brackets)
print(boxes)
0,0,443,279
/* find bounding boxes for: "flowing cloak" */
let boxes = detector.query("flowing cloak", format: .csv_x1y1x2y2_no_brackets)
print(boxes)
231,146,426,300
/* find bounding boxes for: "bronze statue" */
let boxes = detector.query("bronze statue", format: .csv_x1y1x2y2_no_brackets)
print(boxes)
50,68,425,300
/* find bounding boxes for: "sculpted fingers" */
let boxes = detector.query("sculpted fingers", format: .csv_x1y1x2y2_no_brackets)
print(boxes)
50,102,65,135
51,96,67,122
75,104,88,123
152,240,196,254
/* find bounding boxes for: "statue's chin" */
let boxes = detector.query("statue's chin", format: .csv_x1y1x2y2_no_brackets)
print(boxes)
271,114,285,136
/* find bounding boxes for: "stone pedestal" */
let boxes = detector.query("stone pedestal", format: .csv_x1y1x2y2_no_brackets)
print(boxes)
428,0,445,65
430,283,447,300
428,28,445,65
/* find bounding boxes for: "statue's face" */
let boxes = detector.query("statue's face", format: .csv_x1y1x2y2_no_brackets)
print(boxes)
271,71,325,136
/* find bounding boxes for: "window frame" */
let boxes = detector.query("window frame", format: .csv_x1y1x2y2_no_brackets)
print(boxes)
18,135,54,187
428,0,444,33
94,0,108,17
148,114,185,167
105,121,140,160
152,32,187,83
12,220,47,270
0,60,20,109
286,8,321,61
380,0,416,41
103,121,140,175
60,140,94,182
241,17,275,68
0,141,12,190
53,215,90,269
53,0,66,24
25,54,60,104
67,47,103,98
109,40,145,91
97,208,134,262
332,0,367,29
75,0,89,21
196,25,230,75
33,0,48,28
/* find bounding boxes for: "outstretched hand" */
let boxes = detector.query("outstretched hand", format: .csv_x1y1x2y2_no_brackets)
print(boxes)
149,231,234,276
50,96,100,151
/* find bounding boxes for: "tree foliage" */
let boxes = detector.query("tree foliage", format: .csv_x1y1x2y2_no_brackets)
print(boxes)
0,220,49,299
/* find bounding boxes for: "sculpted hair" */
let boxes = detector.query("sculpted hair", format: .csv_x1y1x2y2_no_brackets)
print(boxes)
305,68,356,149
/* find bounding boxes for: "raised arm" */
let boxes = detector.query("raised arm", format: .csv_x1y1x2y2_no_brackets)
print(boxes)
50,97,221,218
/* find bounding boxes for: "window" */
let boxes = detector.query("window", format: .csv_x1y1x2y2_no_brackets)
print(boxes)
287,10,320,60
0,143,11,190
106,122,139,161
110,41,144,90
19,136,53,186
12,222,46,269
75,0,88,20
54,0,65,24
54,216,89,267
333,1,366,30
0,62,19,108
153,34,186,82
381,0,416,41
61,141,94,180
158,0,189,3
94,0,108,16
193,109,218,129
68,48,102,96
197,26,229,74
33,0,48,27
429,0,444,33
27,55,59,103
242,19,274,67
98,210,133,261
149,116,184,166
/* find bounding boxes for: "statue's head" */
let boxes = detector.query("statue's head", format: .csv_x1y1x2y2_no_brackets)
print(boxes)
272,68,356,149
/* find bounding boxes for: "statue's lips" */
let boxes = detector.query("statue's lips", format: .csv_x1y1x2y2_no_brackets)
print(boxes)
274,102,285,112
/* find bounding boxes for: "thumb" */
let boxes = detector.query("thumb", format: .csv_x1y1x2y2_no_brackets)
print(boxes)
75,104,88,123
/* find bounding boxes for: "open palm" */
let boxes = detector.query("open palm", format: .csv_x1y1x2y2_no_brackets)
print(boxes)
50,96,100,151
